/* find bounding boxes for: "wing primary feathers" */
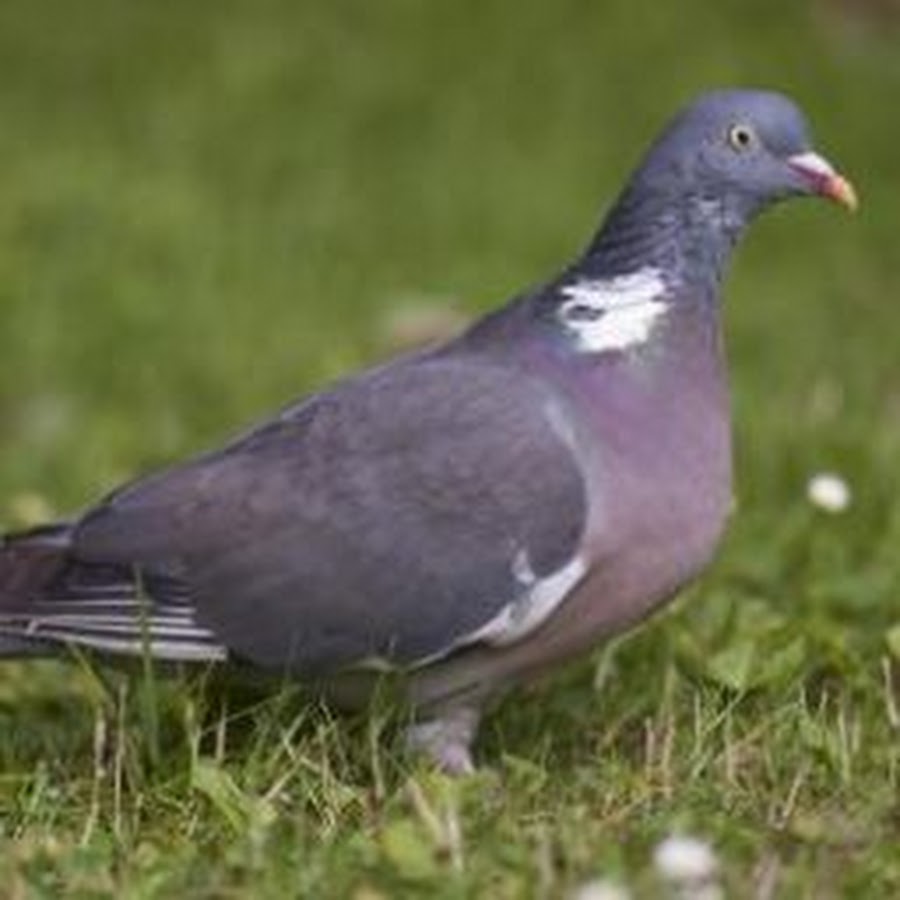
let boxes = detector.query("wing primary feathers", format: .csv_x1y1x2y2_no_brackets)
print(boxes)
0,554,228,663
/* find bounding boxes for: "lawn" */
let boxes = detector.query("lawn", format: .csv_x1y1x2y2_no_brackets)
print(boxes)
0,1,898,896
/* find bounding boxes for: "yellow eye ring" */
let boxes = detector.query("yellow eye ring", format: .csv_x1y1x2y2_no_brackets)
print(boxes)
727,124,755,151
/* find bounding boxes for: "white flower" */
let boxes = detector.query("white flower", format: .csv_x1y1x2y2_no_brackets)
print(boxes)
569,879,631,900
806,472,851,513
653,835,721,899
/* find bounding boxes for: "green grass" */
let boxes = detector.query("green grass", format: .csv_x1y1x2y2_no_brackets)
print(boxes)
0,0,899,896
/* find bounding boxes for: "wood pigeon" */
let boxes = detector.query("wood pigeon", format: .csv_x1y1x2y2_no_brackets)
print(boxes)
0,89,856,772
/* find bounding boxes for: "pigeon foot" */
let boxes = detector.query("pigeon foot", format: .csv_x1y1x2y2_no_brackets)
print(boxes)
404,706,480,775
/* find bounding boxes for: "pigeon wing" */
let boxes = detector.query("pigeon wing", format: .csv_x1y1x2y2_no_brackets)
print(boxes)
74,356,589,674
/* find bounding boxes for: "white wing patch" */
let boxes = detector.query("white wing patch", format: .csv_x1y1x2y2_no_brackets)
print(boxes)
464,550,587,647
558,267,669,353
324,549,590,673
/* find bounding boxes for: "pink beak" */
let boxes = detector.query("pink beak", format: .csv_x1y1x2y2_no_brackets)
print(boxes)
787,152,858,211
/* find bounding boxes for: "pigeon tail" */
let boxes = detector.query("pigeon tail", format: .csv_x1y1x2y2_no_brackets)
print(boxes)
0,525,227,662
0,525,69,658
0,524,70,605
0,633,54,656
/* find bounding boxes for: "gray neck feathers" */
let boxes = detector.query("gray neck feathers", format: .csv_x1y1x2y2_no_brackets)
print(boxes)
582,182,763,296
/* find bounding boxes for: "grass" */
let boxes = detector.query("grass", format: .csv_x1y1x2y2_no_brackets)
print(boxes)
0,0,899,895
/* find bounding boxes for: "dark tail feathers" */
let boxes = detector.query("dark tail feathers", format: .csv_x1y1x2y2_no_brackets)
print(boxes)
0,523,71,657
0,522,71,602
0,521,226,663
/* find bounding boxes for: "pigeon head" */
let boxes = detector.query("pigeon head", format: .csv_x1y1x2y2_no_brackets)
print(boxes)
643,90,857,212
587,89,856,284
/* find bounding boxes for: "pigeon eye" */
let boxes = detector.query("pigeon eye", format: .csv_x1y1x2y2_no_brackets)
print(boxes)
727,124,755,152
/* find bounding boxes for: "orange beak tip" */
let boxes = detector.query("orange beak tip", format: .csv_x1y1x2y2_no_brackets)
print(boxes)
828,174,859,213
787,152,859,213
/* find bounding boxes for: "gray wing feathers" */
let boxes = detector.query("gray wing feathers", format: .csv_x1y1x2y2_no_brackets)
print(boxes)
75,358,588,675
0,535,226,661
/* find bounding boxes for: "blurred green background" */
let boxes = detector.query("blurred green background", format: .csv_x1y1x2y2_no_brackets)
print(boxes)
0,0,898,895
0,0,896,515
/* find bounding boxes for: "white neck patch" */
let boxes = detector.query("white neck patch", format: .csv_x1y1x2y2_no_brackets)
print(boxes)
557,267,669,353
